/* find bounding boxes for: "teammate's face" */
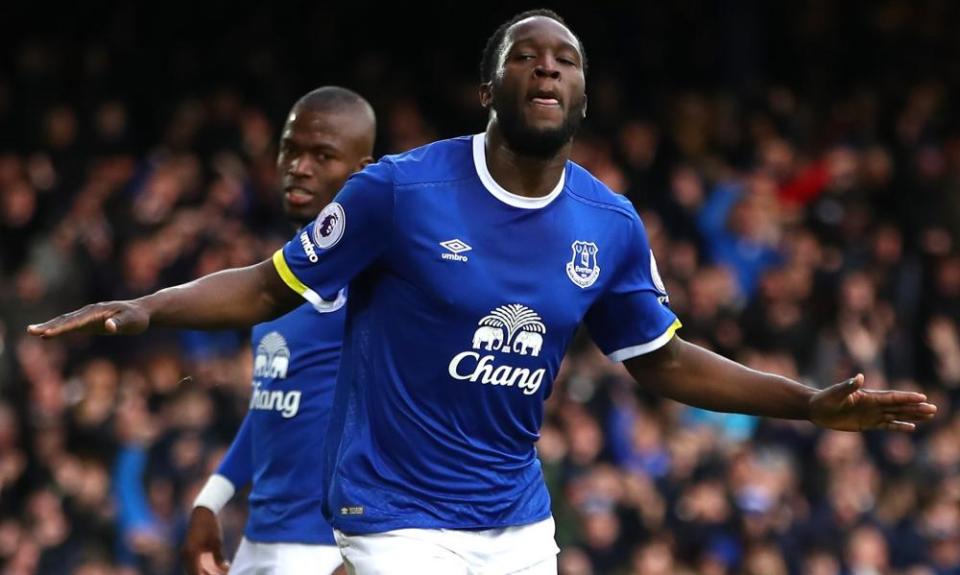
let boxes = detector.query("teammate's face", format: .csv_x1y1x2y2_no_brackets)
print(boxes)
484,17,587,158
277,108,370,226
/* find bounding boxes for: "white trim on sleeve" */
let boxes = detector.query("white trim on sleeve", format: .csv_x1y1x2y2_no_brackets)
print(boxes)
272,250,346,313
310,288,347,314
607,319,682,363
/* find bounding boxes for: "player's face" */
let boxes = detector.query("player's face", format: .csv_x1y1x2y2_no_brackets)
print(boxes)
486,17,587,158
277,108,365,226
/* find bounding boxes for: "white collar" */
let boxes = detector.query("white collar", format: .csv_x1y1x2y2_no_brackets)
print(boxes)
471,133,565,209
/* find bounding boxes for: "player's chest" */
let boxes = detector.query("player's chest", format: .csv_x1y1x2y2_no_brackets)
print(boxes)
250,305,343,385
386,198,614,330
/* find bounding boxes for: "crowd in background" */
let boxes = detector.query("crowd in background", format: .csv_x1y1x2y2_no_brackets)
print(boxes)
2,1,960,573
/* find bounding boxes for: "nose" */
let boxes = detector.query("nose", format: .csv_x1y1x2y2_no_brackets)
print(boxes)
288,154,312,176
533,56,560,80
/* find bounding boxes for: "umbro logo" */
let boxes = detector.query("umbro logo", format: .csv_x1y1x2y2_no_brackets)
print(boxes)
440,239,472,262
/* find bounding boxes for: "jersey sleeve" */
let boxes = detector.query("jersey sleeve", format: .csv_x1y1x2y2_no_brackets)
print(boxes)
274,159,395,304
585,214,681,362
215,412,254,490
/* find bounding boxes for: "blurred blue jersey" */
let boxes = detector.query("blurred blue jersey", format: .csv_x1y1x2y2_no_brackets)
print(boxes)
276,134,680,534
216,293,345,544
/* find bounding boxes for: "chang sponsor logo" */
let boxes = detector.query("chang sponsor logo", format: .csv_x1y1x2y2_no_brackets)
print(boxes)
250,382,301,418
250,331,302,417
448,352,545,395
447,304,548,396
254,331,290,379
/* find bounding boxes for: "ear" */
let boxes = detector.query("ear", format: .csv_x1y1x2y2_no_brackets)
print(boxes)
358,156,374,170
581,93,588,119
479,82,493,109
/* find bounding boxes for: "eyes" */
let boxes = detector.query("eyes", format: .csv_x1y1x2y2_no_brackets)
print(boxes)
513,52,579,68
280,142,333,163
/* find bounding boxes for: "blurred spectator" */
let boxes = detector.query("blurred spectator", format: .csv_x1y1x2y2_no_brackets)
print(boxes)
3,2,960,573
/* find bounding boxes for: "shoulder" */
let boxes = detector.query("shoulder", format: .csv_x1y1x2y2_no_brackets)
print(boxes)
380,136,475,187
563,162,641,224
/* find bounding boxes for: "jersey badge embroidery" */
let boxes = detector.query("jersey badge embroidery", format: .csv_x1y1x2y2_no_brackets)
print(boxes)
565,241,600,288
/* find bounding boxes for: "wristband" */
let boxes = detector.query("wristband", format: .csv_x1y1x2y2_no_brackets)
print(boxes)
193,474,236,514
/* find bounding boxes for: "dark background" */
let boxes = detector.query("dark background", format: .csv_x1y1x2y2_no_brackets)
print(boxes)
2,2,960,574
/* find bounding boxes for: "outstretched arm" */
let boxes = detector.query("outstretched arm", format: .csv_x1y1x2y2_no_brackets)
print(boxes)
27,258,301,338
624,336,937,432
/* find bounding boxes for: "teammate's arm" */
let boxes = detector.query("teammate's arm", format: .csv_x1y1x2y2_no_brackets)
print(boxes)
182,416,255,575
212,413,255,493
623,336,936,432
27,259,300,338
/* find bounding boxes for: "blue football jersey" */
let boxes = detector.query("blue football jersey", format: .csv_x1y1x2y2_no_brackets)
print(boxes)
274,134,680,534
217,293,346,544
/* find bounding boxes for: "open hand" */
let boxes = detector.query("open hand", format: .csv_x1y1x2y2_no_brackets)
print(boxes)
26,301,149,338
809,374,937,432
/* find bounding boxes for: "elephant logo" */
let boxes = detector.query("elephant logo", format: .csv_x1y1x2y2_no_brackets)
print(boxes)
472,304,546,358
254,331,291,379
565,241,600,288
512,331,543,356
452,304,550,395
472,325,504,351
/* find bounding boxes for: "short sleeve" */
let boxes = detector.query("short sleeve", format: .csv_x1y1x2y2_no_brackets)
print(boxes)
274,160,395,305
215,412,253,490
584,215,681,362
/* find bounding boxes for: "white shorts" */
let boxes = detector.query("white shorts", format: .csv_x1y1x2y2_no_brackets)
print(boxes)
334,516,559,575
230,537,343,575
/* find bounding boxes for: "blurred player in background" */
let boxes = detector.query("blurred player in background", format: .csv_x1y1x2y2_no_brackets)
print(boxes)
29,10,936,575
180,86,375,575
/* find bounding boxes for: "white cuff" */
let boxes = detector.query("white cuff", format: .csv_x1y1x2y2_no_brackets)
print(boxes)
607,319,682,363
193,474,236,514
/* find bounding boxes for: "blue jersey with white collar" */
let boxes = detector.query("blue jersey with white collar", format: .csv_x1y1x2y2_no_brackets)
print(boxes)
274,134,680,534
216,292,346,544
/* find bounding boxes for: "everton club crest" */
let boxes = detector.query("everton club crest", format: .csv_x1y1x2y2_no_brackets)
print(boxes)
566,241,600,288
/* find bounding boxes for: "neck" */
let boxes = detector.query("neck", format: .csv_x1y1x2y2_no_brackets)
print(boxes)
484,122,570,198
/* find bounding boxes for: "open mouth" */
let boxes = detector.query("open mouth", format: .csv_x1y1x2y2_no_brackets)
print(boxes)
284,187,315,206
529,90,561,108
530,97,560,107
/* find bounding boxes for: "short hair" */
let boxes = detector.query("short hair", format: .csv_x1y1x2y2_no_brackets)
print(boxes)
293,86,374,120
479,9,588,84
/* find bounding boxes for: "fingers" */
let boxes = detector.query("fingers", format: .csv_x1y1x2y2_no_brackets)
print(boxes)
862,413,918,432
880,420,916,432
861,406,937,432
27,305,109,338
214,549,230,572
835,374,865,398
27,302,144,338
883,403,938,418
199,552,229,575
864,390,931,406
879,409,935,423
